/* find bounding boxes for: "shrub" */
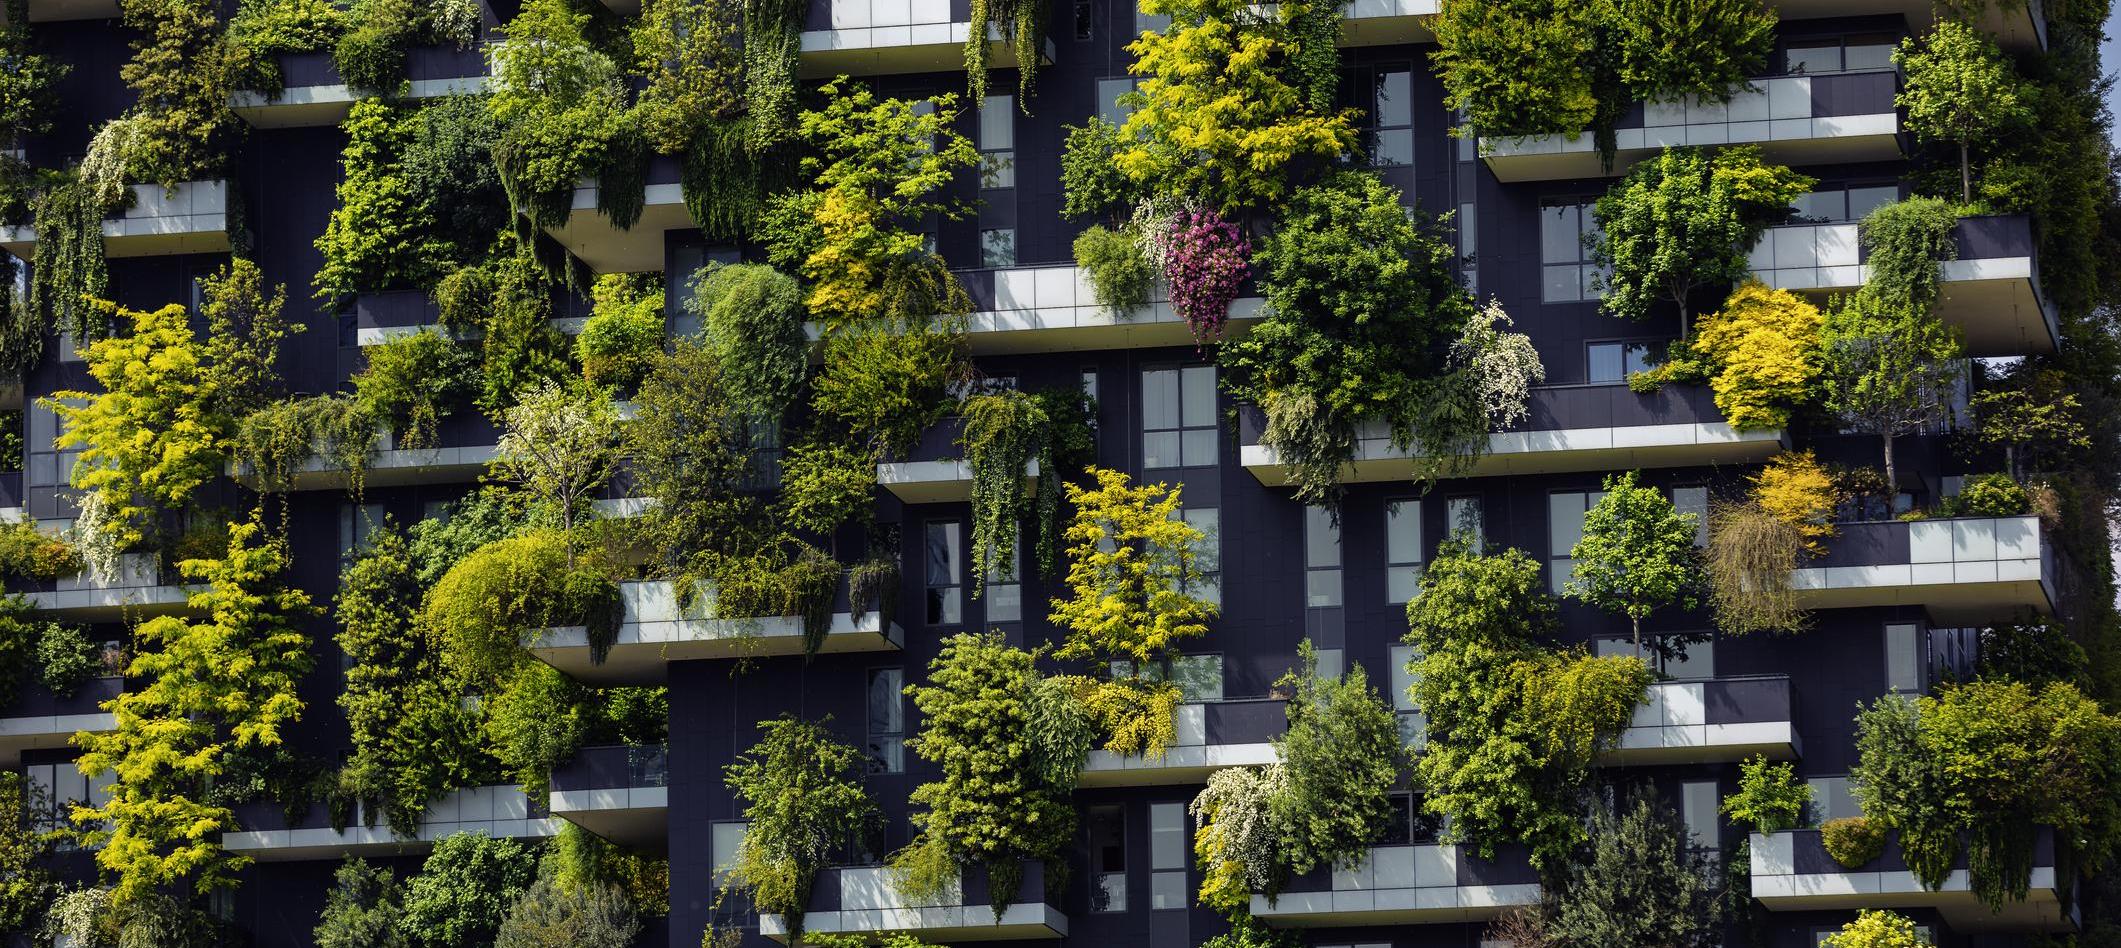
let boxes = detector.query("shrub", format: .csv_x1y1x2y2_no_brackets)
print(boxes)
1820,909,1932,948
226,0,346,91
1721,756,1810,835
1158,208,1251,344
493,875,639,948
1059,120,1144,224
313,858,405,948
332,0,414,92
35,623,102,698
1050,468,1217,670
690,263,808,418
1859,197,1962,315
1821,816,1887,868
812,324,963,459
1751,450,1838,553
0,518,80,580
1073,225,1154,316
353,330,477,451
718,716,877,942
577,275,665,395
1938,472,2030,518
1689,282,1823,431
397,832,538,948
1538,794,1726,947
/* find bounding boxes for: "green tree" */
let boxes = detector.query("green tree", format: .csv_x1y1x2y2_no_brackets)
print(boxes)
487,0,630,228
396,832,539,948
1820,909,1933,948
690,263,810,418
1430,0,1600,138
1895,21,2032,203
1817,296,1963,493
1268,643,1404,877
199,258,296,419
73,519,316,905
0,771,53,936
1969,362,2090,480
721,716,879,942
1606,0,1776,106
1721,755,1811,835
1686,281,1822,432
314,858,406,948
1536,794,1724,948
1590,146,1813,335
1049,467,1217,671
1564,470,1703,655
493,875,640,948
577,274,665,395
492,380,621,562
314,100,453,307
1114,0,1355,213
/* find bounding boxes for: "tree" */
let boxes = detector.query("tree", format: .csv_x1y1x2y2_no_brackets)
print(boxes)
73,519,315,906
1605,0,1776,106
1267,643,1404,877
1431,0,1600,138
314,859,406,948
1721,755,1811,835
1687,281,1822,432
487,0,630,228
1114,0,1356,213
1858,197,1961,315
0,771,53,936
690,263,810,418
493,876,640,948
492,380,621,564
1565,471,1703,655
1895,22,2032,203
396,832,539,948
1590,147,1813,335
1537,794,1724,948
199,258,296,419
1048,467,1217,673
1969,362,2090,479
1817,295,1963,493
722,716,879,943
1820,910,1932,948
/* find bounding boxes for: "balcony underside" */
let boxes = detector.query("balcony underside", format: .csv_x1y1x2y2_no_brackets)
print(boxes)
1249,885,1540,927
1079,742,1278,788
1754,869,2072,933
1601,721,1800,766
549,787,667,852
1761,259,2055,357
1774,0,2044,50
223,818,562,862
1241,424,1783,485
0,713,113,766
878,460,1038,504
231,445,498,492
543,184,689,275
1791,570,2051,624
958,304,1262,355
1482,122,1899,183
531,615,904,685
1337,0,1439,45
22,586,194,622
760,903,1069,943
796,31,1048,78
0,223,231,260
229,76,490,129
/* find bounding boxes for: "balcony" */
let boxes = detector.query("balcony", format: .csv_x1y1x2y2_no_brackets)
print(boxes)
228,411,502,491
797,0,1052,78
230,47,489,129
542,155,686,275
1480,73,1900,183
1793,516,2053,623
15,0,119,21
924,265,1265,355
0,181,230,258
879,415,1039,504
528,577,903,685
346,289,588,346
1602,676,1798,766
1750,828,2074,932
1250,843,1540,926
760,861,1067,942
1749,214,2057,357
549,744,667,850
1240,383,1783,486
1080,698,1284,787
0,676,120,766
222,785,559,862
12,552,194,621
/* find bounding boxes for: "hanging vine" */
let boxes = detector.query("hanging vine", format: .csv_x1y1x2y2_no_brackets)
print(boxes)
29,179,113,345
960,390,1047,597
966,0,1047,106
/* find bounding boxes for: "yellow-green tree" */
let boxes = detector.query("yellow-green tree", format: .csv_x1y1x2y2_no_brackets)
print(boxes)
1821,910,1932,948
1690,281,1822,432
1049,467,1217,670
73,519,315,905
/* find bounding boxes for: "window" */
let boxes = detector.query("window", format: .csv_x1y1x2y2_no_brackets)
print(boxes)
1098,77,1144,126
1182,506,1220,606
1671,486,1709,546
1149,802,1187,909
1458,200,1477,291
1090,805,1127,912
1344,67,1413,167
1805,776,1858,826
1885,622,1922,693
1680,780,1720,850
1547,490,1606,592
1597,636,1715,678
26,763,112,843
867,667,905,774
711,823,748,885
986,531,1022,623
1587,341,1658,384
1540,201,1605,303
925,521,963,625
1134,5,1171,36
1389,644,1426,747
981,229,1017,267
1073,0,1093,39
1377,793,1444,845
1161,653,1224,701
979,95,1015,189
1142,366,1217,468
1788,183,1900,223
1782,34,1898,74
1304,505,1342,608
1385,499,1423,603
1080,368,1101,446
338,503,386,562
741,416,784,490
1447,496,1483,548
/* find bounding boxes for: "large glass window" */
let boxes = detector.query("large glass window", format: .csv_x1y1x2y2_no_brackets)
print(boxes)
1671,485,1709,546
1885,622,1923,693
1343,67,1413,167
1149,802,1187,909
1540,201,1605,303
986,529,1022,623
1089,805,1127,912
1098,77,1144,126
1447,496,1484,548
979,95,1015,189
1180,506,1221,606
925,521,962,625
1587,341,1658,384
1806,776,1858,826
1547,490,1605,591
1385,499,1424,603
867,667,904,774
1142,366,1217,468
1304,505,1342,608
1782,34,1898,74
1788,183,1900,223
1680,780,1720,851
711,823,747,884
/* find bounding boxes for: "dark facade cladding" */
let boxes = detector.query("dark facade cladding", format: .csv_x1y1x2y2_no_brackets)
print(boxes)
0,0,2088,945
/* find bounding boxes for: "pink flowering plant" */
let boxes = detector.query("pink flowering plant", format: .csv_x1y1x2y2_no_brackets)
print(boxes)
1160,209,1251,344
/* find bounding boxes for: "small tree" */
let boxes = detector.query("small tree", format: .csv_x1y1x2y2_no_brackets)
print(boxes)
1431,0,1600,138
1687,281,1822,432
721,716,879,944
1565,471,1703,655
1590,146,1813,336
314,859,406,948
1895,21,2032,203
1539,794,1725,948
1820,909,1933,948
1048,467,1218,674
1817,296,1963,493
492,380,620,564
396,832,539,948
1721,755,1811,835
1969,363,2089,480
1606,0,1776,106
0,771,53,935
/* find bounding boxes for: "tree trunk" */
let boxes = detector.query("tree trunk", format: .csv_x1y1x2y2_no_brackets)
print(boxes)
1633,615,1643,658
1960,140,1972,205
1883,432,1898,512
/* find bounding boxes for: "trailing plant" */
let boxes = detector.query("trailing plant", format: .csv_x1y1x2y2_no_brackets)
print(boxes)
314,100,460,308
29,176,114,346
352,329,478,451
489,0,630,229
1817,294,1963,492
225,0,345,92
113,0,238,188
578,274,665,395
1821,816,1887,868
1704,500,1807,635
1403,539,1653,872
1937,472,2030,518
1858,196,1962,317
1895,21,2031,203
704,542,841,656
1820,909,1932,948
715,716,878,944
847,549,900,630
895,633,1080,916
1688,281,1822,431
73,519,315,906
1073,225,1155,316
397,832,539,948
1751,450,1837,553
0,518,80,580
1059,120,1146,224
234,395,378,497
1114,0,1356,213
778,440,878,537
1157,207,1251,344
1721,755,1810,835
1590,146,1813,335
960,390,1049,596
965,0,1045,105
0,770,53,937
692,264,810,418
492,380,622,561
437,241,574,412
1564,470,1703,654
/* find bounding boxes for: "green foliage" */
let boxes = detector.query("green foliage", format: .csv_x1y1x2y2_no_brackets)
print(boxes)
765,81,979,326
0,518,81,580
960,390,1047,596
314,858,406,948
1605,0,1775,106
492,380,622,552
777,440,877,537
1072,224,1155,316
423,529,618,687
1722,755,1810,835
1968,363,2091,481
631,0,739,153
897,633,1080,915
489,0,630,229
705,541,841,656
1114,0,1355,213
1564,470,1702,650
1859,197,1962,316
1976,615,2089,689
1820,910,1933,948
1534,793,1725,947
1705,498,1808,635
1821,816,1887,868
484,662,590,798
74,519,315,905
1895,22,2032,203
1937,473,2030,518
235,395,379,498
352,329,477,451
966,0,1045,105
1403,539,1653,872
494,874,640,948
397,832,539,948
625,339,771,578
1049,467,1216,668
226,0,344,90
315,99,501,307
1688,281,1822,432
28,176,112,350
1590,146,1813,333
812,323,964,458
1059,119,1146,224
1817,294,1964,491
35,622,102,700
719,716,878,942
436,241,574,413
1268,643,1403,876
114,0,237,188
1851,681,2121,910
578,274,665,395
0,770,52,936
1430,0,1600,138
407,486,540,586
691,264,809,418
